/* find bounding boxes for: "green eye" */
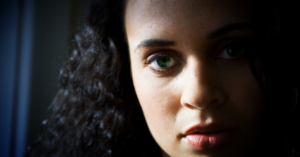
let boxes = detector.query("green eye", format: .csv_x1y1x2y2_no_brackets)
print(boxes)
227,46,243,57
223,45,245,59
156,56,171,67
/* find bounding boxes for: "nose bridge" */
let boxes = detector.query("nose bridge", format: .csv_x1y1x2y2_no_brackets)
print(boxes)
191,59,209,85
186,59,209,91
180,58,224,109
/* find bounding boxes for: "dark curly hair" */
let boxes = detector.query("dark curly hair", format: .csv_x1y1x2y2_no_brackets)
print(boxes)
27,0,299,156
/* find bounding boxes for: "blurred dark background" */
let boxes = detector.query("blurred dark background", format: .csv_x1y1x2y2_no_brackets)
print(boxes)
0,0,90,156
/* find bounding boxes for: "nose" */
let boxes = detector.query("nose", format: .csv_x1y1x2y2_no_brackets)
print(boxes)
180,59,226,110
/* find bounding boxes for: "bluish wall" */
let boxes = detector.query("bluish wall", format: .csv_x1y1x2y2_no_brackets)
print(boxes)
0,0,89,156
0,1,20,156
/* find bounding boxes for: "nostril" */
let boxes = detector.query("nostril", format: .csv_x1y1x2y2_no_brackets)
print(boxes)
181,96,224,110
210,99,218,105
183,103,194,109
182,102,206,110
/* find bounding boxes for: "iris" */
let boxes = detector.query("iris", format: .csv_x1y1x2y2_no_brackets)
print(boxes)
156,56,171,67
226,44,245,58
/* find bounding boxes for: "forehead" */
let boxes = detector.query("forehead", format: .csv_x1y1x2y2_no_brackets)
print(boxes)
125,0,254,34
125,0,254,52
125,0,253,19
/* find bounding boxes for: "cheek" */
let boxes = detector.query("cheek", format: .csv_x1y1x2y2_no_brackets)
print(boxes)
132,72,180,139
233,68,264,113
223,64,264,136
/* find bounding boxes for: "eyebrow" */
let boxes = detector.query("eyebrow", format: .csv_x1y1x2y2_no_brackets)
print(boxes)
135,39,175,51
208,23,254,39
134,23,253,51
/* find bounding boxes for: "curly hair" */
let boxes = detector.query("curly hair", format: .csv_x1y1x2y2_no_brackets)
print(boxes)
27,0,299,156
27,0,160,156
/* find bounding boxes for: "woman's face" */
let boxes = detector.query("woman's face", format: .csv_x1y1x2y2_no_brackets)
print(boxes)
125,0,264,156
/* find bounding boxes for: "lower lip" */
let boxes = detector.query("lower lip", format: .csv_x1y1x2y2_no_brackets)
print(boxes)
184,130,234,151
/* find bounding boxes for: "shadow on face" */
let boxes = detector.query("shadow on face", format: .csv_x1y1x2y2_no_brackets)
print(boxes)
125,0,264,156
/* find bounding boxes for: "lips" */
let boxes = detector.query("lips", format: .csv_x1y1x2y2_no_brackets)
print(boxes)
183,124,236,151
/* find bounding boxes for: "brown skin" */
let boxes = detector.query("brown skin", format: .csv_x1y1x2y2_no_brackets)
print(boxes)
125,0,264,156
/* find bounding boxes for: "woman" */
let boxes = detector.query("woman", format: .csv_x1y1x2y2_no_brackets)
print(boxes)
28,0,300,156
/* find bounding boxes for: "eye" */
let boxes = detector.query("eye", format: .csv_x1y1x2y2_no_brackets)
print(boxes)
219,43,246,60
146,53,177,73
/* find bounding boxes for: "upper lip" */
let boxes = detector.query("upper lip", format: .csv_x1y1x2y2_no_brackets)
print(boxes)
184,123,234,135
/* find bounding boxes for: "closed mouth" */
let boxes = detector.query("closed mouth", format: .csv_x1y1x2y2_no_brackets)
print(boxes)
182,124,236,150
183,123,233,136
191,129,225,135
